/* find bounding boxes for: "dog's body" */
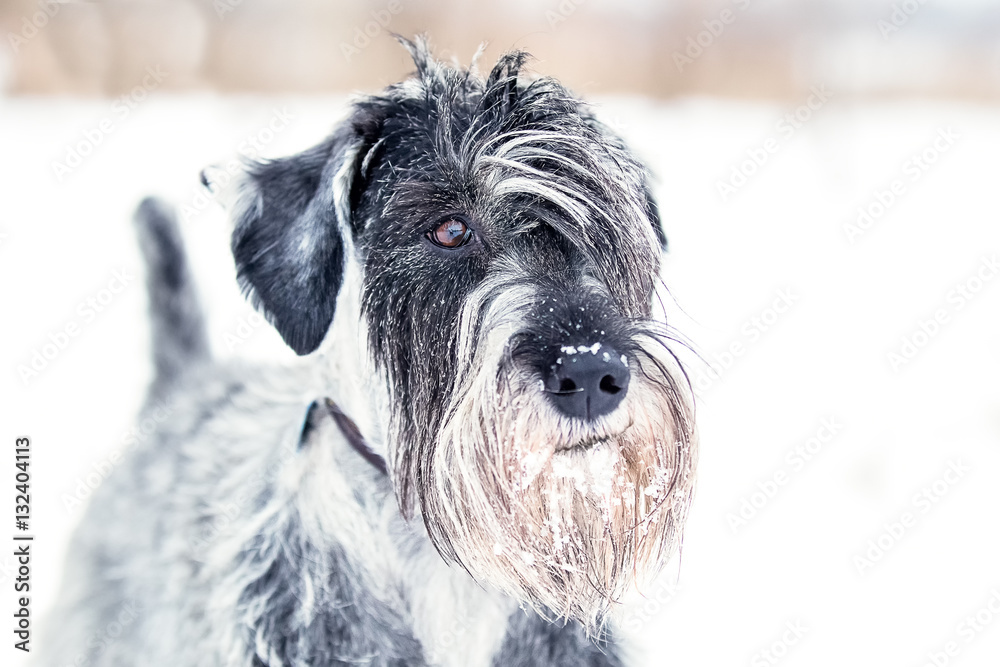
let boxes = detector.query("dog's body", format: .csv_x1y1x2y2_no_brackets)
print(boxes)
42,41,696,667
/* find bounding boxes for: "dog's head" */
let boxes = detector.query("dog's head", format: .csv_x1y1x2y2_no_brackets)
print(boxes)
212,38,696,632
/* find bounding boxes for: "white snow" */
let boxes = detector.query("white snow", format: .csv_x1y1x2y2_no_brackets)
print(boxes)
561,342,602,355
2,93,999,667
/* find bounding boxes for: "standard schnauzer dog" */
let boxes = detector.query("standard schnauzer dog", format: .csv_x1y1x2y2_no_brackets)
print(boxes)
43,39,697,667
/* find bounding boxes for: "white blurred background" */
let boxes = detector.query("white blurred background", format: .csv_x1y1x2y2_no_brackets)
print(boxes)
1,1,999,666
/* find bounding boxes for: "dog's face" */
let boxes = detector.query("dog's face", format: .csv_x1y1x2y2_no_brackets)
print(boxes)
215,41,696,631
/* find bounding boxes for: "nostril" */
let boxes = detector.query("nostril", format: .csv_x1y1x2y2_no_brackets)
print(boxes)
558,378,578,393
599,375,621,395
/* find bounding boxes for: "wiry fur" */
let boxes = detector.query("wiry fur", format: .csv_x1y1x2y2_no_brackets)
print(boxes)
41,38,697,667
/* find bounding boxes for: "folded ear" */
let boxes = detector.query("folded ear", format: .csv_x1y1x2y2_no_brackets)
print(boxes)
644,183,667,252
211,126,369,355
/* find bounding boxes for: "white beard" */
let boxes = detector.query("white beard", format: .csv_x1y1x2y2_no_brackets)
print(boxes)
409,278,698,634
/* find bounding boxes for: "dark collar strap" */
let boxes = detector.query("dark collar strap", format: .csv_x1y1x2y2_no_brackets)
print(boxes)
323,398,388,476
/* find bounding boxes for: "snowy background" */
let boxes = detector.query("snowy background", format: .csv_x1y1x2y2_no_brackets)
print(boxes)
2,1,1000,665
3,91,999,667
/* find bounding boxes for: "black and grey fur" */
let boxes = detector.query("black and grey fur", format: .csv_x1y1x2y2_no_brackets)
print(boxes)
41,39,697,667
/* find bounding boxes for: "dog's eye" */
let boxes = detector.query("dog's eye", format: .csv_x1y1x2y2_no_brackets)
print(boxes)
427,218,473,249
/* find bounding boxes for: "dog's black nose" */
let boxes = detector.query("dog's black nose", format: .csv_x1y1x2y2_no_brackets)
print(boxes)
544,344,630,421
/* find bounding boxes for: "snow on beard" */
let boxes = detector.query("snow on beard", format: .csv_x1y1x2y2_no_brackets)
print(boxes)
419,326,696,634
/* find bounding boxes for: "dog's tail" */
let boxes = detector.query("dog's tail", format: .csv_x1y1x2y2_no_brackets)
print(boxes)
133,197,210,394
